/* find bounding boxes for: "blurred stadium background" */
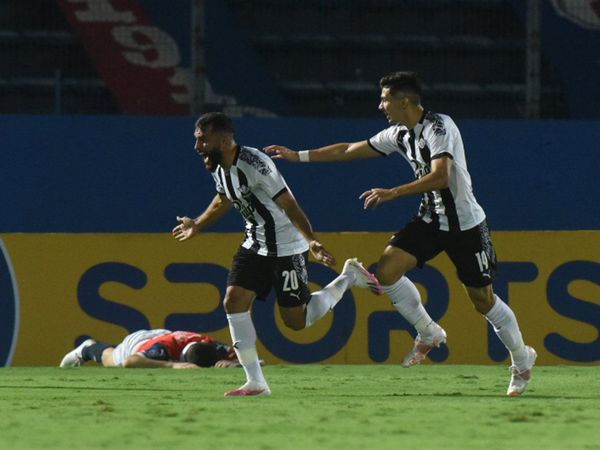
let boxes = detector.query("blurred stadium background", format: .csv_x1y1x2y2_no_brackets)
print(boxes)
3,0,599,118
0,0,598,369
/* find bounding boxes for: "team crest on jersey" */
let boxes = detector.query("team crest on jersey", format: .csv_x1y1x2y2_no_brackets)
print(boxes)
239,184,250,196
239,149,271,176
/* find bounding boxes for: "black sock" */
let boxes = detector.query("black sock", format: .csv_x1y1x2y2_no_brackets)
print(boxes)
82,342,112,363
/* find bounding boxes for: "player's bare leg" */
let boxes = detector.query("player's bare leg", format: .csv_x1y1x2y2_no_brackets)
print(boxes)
466,285,537,396
377,246,447,367
224,286,271,397
101,348,119,367
280,305,308,330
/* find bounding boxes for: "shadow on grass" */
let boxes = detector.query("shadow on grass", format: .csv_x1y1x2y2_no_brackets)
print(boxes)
0,385,205,392
319,392,600,400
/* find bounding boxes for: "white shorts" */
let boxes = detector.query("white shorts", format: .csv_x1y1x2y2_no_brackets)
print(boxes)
111,329,170,366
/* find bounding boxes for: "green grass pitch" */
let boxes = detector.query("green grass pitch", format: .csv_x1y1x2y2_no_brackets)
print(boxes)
0,365,598,450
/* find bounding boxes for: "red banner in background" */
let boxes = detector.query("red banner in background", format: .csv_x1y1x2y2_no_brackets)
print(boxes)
57,0,190,115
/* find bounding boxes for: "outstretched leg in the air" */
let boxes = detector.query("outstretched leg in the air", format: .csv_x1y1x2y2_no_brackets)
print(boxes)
277,258,381,331
303,258,381,327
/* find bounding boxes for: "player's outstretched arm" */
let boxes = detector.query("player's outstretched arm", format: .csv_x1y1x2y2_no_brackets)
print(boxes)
122,354,199,369
275,191,336,267
172,194,232,241
264,140,379,163
359,157,451,209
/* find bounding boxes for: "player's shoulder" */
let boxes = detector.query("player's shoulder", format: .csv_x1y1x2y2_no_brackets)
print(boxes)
237,145,274,176
380,123,406,134
371,123,405,143
423,111,457,137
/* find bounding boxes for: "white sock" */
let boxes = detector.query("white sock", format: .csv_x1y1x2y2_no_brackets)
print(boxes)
485,295,526,366
227,311,267,387
382,276,438,337
305,272,356,327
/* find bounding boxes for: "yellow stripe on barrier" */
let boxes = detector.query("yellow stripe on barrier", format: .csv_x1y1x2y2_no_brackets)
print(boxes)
1,232,598,366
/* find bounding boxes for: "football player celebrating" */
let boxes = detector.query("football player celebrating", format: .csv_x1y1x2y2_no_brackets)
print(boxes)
173,112,380,396
265,72,536,397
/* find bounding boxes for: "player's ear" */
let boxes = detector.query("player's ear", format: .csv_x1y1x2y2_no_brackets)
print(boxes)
220,132,232,146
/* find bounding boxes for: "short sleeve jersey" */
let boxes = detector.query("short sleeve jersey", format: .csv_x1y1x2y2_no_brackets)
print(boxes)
211,146,309,257
135,331,235,362
368,111,485,231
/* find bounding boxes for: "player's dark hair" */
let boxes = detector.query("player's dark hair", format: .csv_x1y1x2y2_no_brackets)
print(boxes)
195,112,235,135
184,342,219,367
379,71,422,104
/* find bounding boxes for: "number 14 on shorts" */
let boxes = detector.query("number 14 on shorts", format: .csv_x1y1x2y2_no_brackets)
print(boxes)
475,251,489,273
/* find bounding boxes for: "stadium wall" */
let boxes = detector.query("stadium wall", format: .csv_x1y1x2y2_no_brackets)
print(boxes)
1,116,598,366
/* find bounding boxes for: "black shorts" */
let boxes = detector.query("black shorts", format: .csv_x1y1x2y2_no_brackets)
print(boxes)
389,218,497,288
227,247,312,307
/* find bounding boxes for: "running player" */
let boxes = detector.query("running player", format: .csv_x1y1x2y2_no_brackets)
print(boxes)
265,72,536,397
59,329,239,368
173,112,380,396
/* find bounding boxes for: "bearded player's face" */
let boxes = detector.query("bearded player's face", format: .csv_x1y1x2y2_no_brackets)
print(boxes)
194,127,223,172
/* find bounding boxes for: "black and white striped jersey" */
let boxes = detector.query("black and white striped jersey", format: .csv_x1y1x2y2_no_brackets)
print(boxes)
368,111,485,231
211,145,309,257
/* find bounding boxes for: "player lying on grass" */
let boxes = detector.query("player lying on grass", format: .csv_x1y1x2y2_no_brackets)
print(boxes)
60,329,242,369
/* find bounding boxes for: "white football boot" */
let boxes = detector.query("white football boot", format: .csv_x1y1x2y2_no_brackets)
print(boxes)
342,258,382,295
59,339,96,368
401,325,447,368
507,345,537,397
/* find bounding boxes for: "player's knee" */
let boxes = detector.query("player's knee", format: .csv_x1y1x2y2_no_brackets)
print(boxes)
376,262,404,286
223,294,248,313
466,287,494,314
376,268,399,286
283,317,305,331
471,300,489,314
376,248,413,286
223,287,254,313
223,295,236,313
280,314,305,331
